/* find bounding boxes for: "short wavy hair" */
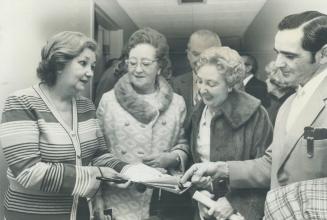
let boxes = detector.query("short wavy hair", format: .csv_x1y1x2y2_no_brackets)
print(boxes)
125,27,172,79
279,11,327,62
195,46,245,88
37,31,97,86
188,29,222,49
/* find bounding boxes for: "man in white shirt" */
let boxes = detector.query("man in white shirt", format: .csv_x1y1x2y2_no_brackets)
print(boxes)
181,10,327,219
241,53,270,108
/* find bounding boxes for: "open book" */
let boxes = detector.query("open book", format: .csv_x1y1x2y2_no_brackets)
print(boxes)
121,163,192,194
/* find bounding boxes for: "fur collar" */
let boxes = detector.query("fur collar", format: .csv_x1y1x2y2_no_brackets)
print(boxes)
195,89,261,129
114,74,173,124
219,90,261,128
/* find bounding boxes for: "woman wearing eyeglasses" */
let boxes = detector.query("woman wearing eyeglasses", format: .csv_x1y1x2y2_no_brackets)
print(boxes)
96,27,190,220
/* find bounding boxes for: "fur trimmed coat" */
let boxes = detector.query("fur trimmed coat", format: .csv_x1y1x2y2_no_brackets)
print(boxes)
190,90,273,220
96,74,189,220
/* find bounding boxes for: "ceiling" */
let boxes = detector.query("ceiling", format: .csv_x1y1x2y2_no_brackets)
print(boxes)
116,0,267,49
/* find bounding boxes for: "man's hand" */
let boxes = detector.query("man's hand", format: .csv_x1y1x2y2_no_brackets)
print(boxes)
180,162,229,184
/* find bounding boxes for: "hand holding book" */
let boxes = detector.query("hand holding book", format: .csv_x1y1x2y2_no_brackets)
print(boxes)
119,163,191,194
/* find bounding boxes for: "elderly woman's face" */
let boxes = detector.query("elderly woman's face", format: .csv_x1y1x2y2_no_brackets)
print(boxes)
197,64,229,109
127,43,159,93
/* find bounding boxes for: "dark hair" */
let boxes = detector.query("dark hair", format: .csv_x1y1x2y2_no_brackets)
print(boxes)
240,53,258,74
126,27,172,79
278,11,327,60
37,31,97,86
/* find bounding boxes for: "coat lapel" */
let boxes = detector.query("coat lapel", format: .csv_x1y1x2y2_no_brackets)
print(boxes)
182,73,193,110
190,102,205,163
278,77,327,169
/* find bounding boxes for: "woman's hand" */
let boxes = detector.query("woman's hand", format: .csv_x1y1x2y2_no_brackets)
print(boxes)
105,179,131,189
90,191,112,220
142,152,179,169
197,190,215,219
99,167,131,189
207,197,234,220
193,176,213,190
93,206,112,220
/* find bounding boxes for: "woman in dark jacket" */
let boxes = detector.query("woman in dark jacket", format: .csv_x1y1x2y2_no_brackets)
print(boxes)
189,46,273,220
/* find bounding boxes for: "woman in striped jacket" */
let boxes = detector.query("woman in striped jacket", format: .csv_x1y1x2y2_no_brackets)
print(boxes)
0,31,130,220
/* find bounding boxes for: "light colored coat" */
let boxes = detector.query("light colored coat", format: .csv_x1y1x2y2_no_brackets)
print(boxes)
228,76,327,189
96,74,189,220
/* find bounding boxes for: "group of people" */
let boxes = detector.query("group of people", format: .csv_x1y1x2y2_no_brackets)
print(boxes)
1,9,327,220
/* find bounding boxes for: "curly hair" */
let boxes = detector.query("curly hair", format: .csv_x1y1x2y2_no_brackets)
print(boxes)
195,46,245,88
125,27,172,79
37,31,97,86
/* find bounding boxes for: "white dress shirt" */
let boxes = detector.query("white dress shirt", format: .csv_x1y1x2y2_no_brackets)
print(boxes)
193,71,202,105
243,74,254,86
196,105,216,220
286,69,327,132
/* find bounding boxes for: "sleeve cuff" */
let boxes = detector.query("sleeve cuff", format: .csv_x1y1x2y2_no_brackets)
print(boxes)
72,166,100,197
113,161,129,173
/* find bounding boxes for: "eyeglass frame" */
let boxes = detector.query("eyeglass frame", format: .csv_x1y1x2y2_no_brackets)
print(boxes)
125,57,158,70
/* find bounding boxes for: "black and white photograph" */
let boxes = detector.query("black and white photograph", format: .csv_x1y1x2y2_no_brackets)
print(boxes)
1,0,327,219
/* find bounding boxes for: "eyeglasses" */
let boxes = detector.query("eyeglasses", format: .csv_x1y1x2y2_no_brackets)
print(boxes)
126,57,157,69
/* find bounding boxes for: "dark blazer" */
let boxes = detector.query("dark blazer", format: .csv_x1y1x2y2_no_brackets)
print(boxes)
94,60,126,107
245,76,270,108
190,90,273,220
171,72,193,128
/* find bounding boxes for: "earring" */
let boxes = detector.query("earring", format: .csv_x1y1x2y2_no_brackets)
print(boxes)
157,69,161,75
228,87,232,92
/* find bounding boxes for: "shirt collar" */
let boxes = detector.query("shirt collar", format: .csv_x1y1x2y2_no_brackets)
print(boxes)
297,68,327,97
243,74,254,86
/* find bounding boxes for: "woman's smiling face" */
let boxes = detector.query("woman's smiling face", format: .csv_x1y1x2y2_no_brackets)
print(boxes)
196,64,229,109
127,43,159,94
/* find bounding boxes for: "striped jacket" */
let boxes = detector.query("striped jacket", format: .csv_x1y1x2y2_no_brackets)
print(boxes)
0,84,127,218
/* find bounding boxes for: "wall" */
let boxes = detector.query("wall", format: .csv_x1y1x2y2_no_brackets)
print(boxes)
241,0,327,80
94,0,138,43
0,0,93,218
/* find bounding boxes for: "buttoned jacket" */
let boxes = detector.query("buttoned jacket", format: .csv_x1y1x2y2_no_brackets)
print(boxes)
96,74,189,220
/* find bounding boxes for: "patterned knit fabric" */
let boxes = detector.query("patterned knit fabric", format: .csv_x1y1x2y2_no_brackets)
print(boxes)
0,84,127,217
96,75,189,220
